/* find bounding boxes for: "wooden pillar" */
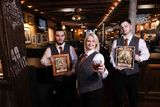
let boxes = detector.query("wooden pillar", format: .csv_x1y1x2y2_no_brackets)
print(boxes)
129,0,137,34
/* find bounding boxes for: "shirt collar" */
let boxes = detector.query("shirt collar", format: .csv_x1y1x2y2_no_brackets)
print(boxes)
56,42,65,49
123,33,133,41
85,49,95,56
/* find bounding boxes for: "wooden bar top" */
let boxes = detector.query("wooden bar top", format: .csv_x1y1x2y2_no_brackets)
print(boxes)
27,58,45,68
150,53,160,59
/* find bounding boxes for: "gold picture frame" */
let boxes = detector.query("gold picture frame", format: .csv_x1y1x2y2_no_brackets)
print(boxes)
51,54,70,76
116,46,135,69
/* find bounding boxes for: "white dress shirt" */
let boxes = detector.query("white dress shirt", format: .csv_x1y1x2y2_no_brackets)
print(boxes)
41,43,78,68
110,35,150,68
85,49,109,79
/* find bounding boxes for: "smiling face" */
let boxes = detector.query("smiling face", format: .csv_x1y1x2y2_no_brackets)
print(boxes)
84,33,100,52
86,35,96,51
55,31,65,45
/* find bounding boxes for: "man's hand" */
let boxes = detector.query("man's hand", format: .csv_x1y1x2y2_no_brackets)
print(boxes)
135,54,140,62
97,63,105,74
115,66,126,71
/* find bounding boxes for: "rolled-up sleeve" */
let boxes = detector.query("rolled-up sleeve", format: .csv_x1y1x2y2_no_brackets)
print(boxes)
138,39,150,62
110,40,117,68
102,68,109,79
40,47,52,66
93,53,108,79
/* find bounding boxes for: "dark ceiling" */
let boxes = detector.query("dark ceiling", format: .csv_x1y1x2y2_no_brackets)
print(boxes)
21,0,160,29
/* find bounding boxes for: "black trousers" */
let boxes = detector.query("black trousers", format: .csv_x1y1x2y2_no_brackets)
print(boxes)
53,75,77,107
79,88,103,107
113,71,139,107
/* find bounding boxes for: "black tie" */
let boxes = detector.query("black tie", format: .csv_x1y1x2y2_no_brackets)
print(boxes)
59,46,62,54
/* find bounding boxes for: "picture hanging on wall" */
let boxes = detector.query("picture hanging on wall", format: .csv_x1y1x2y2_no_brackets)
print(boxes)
24,27,31,43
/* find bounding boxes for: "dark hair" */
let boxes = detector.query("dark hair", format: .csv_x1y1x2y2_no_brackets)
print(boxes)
54,28,66,36
55,28,64,32
119,18,131,25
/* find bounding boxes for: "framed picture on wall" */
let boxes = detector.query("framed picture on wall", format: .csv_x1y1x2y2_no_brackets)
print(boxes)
31,35,37,44
41,34,48,43
116,46,135,69
51,54,70,76
24,27,31,43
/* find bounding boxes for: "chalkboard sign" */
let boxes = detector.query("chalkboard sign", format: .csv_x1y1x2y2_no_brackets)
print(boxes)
1,0,27,79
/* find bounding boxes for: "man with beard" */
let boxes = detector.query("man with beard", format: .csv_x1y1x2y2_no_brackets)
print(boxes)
41,29,78,107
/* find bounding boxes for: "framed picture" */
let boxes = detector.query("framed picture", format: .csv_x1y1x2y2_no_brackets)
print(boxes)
41,34,48,43
116,46,135,69
31,35,37,44
24,27,31,43
51,54,70,76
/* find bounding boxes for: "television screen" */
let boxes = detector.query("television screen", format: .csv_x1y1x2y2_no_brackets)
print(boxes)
38,18,47,30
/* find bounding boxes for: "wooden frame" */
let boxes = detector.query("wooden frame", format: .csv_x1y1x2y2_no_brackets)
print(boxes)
41,34,48,43
51,54,70,76
25,13,34,25
24,27,31,43
31,35,37,44
116,46,135,69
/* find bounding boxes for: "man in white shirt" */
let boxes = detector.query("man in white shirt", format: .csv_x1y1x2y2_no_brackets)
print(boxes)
41,29,78,107
110,19,150,107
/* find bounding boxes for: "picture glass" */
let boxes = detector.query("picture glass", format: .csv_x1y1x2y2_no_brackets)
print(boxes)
116,46,135,69
51,54,70,76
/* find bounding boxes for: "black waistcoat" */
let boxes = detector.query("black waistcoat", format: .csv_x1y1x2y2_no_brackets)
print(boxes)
117,36,140,75
50,43,71,81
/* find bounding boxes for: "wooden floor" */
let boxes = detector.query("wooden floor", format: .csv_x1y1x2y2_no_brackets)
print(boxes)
102,91,160,107
102,77,160,107
103,97,160,107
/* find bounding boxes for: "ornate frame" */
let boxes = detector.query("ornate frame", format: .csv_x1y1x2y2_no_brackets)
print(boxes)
116,46,135,69
51,54,70,76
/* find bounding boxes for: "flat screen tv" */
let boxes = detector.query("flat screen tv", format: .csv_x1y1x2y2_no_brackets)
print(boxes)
38,18,47,31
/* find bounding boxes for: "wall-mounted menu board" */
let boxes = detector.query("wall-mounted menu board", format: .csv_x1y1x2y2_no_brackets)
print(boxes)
0,0,27,79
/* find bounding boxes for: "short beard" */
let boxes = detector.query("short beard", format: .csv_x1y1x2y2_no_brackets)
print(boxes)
56,42,64,45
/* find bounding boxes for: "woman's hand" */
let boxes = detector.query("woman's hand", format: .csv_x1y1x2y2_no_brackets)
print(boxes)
97,63,105,74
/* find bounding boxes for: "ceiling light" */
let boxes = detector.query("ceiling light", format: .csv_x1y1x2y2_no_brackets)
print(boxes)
113,2,118,6
60,8,74,12
138,4,155,9
62,25,66,30
40,12,44,14
34,9,38,11
71,29,74,31
72,15,81,21
81,25,86,28
110,6,115,10
27,5,32,8
21,0,25,4
97,0,121,28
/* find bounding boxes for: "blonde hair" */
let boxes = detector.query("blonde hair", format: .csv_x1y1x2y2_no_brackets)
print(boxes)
84,33,100,52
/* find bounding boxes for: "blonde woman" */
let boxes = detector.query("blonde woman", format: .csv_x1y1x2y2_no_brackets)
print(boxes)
75,33,108,107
